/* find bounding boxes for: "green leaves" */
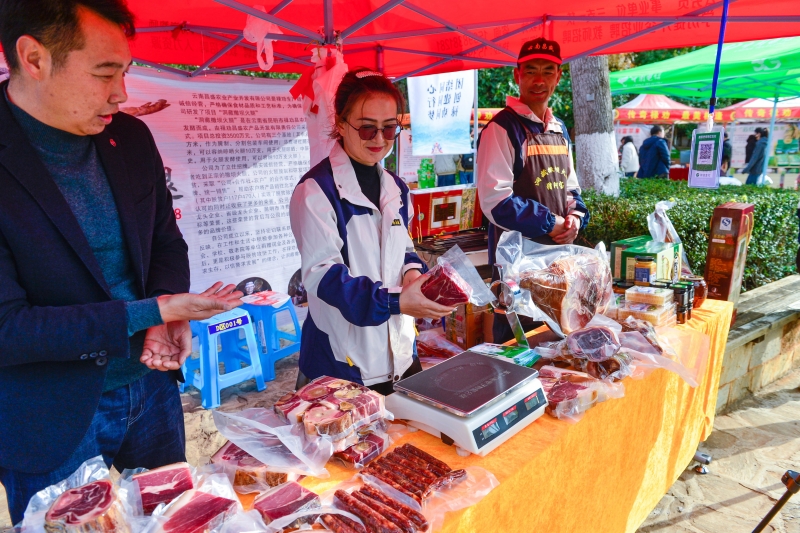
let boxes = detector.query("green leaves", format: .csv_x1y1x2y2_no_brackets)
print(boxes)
580,180,799,292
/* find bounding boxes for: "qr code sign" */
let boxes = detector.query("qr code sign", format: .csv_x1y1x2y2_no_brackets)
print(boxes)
697,140,715,165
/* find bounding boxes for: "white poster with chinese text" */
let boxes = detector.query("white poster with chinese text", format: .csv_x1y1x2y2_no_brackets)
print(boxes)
397,130,425,184
124,67,308,294
408,70,474,156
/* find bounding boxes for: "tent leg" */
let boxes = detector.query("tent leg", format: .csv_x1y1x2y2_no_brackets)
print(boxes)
473,68,479,184
761,96,779,183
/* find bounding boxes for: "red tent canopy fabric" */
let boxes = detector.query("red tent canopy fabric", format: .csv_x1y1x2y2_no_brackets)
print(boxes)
718,97,800,121
614,94,706,123
51,0,800,79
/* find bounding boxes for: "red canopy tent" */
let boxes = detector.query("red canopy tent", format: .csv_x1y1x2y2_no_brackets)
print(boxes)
718,97,800,122
614,94,706,124
59,0,800,79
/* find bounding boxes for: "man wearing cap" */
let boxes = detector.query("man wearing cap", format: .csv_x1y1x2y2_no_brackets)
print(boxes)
476,38,589,343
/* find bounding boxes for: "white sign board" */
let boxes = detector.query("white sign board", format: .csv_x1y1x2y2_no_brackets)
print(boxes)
124,67,307,294
408,70,474,156
614,124,649,149
397,129,425,184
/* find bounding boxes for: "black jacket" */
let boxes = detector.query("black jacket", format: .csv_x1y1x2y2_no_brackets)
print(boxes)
0,80,190,473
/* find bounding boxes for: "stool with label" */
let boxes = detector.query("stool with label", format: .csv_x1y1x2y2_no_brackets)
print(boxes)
240,291,301,382
181,308,266,409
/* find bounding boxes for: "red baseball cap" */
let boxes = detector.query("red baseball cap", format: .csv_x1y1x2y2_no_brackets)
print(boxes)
518,37,562,66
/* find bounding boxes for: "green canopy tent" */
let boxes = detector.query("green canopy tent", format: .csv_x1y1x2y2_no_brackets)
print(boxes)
610,37,800,180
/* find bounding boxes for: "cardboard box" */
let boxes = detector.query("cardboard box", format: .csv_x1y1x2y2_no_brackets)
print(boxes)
610,235,652,279
620,241,683,282
445,303,490,350
704,202,755,313
408,186,483,239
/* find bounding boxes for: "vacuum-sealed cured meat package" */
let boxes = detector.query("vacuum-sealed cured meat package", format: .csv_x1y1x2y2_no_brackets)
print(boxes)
211,442,299,493
420,245,496,308
565,326,621,362
131,463,195,514
44,479,127,533
253,482,321,527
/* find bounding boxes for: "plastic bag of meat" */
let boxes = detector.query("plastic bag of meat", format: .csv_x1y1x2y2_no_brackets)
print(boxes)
495,231,613,337
213,409,332,479
210,442,300,494
119,462,196,514
415,330,462,361
619,326,708,387
20,456,135,533
421,245,496,308
566,326,621,362
218,510,268,533
260,506,366,533
331,420,396,469
252,482,321,528
538,366,624,422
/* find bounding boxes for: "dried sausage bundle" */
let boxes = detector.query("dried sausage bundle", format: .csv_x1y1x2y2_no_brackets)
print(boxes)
334,484,430,533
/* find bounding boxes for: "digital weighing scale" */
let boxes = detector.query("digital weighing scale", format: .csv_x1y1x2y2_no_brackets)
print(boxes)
385,351,547,456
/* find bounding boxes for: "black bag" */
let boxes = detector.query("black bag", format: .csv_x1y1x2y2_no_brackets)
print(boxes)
461,153,474,170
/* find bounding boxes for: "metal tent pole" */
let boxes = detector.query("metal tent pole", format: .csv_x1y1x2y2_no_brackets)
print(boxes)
473,69,479,186
705,0,731,131
761,95,779,183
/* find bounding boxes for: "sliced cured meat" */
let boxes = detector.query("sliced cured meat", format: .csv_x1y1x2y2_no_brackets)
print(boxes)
303,405,354,438
420,261,471,307
253,482,321,526
44,479,126,533
566,326,621,362
519,254,613,334
359,486,428,530
210,442,297,491
153,489,237,533
334,433,385,467
298,384,330,402
273,393,311,424
132,462,194,514
340,391,384,423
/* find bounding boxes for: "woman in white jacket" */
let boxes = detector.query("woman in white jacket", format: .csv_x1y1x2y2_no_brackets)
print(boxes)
620,136,640,177
289,69,453,395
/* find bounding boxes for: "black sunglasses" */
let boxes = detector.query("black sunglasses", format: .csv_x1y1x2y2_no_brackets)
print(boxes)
347,122,402,141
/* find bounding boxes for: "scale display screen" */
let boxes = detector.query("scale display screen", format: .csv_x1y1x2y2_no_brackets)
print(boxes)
471,388,545,449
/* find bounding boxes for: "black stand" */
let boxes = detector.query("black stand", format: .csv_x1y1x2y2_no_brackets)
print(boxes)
752,470,799,533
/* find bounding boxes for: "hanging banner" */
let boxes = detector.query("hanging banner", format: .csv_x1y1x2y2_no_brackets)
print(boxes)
688,127,724,189
123,66,308,294
397,129,425,184
408,70,474,156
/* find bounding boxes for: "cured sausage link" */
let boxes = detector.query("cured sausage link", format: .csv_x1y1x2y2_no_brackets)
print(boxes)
393,448,449,477
430,468,468,491
321,514,361,533
337,514,369,533
380,457,436,487
352,491,416,533
334,490,403,533
372,462,427,494
400,444,452,473
361,467,422,504
359,486,429,531
385,453,438,482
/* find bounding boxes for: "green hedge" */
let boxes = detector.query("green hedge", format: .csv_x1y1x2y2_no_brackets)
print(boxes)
579,179,799,291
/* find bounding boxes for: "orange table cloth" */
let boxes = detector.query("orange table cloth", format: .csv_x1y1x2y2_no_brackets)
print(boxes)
242,299,733,533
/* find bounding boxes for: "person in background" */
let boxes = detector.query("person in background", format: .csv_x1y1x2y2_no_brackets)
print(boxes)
476,37,589,343
434,153,460,187
741,128,769,185
745,127,762,164
619,135,639,177
721,131,733,176
0,0,241,523
290,68,453,396
638,125,670,178
459,150,475,185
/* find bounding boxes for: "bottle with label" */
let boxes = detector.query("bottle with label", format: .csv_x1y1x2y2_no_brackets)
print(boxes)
634,256,657,286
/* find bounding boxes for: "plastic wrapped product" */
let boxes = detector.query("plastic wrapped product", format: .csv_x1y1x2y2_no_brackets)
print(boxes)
618,302,676,326
565,326,621,362
44,479,128,533
620,316,668,354
333,431,387,469
519,254,614,334
131,463,194,514
152,489,237,533
252,482,321,527
625,286,674,306
538,366,601,422
575,350,634,382
211,442,298,493
420,245,497,308
415,330,462,360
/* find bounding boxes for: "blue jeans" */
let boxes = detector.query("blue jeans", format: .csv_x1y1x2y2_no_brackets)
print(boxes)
746,173,762,185
437,173,456,187
460,171,474,184
0,370,185,525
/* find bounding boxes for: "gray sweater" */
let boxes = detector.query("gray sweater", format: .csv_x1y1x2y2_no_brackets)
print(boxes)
7,92,163,391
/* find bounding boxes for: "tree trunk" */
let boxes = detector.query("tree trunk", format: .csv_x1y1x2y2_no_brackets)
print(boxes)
570,55,620,196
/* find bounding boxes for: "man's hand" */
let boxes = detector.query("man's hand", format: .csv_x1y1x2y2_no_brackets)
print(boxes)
141,321,192,371
399,274,456,319
552,214,581,244
157,282,243,323
548,215,567,238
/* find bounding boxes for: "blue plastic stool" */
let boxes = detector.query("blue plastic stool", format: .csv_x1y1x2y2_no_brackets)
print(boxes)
181,308,266,409
241,299,301,382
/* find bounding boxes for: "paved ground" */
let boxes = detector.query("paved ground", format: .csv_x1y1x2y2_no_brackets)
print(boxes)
2,360,798,532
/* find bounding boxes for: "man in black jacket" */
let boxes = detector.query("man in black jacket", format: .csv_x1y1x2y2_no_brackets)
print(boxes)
0,0,242,524
638,125,671,178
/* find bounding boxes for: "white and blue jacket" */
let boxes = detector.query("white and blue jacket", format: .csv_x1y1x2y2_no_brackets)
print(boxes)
289,143,427,386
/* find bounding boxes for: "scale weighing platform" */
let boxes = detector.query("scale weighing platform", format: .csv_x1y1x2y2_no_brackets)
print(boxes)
385,351,547,456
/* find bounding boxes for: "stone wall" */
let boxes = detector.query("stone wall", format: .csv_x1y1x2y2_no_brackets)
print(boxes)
715,275,800,413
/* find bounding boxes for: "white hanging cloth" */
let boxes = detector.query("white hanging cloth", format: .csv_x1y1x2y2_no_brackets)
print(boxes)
242,5,283,71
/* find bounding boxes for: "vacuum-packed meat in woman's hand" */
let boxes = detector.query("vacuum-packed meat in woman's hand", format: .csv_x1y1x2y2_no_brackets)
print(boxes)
420,262,471,307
